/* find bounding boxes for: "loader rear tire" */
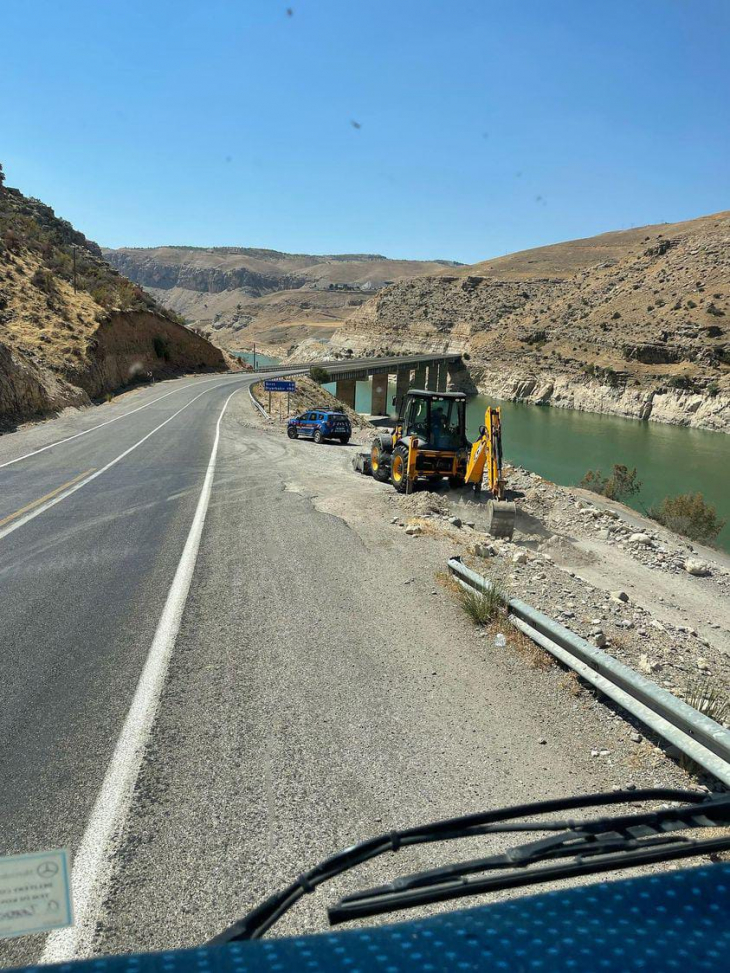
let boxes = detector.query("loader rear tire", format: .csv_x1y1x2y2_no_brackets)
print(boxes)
390,444,410,494
371,436,392,483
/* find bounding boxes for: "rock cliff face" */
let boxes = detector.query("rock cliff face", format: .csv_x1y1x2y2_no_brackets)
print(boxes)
321,212,730,432
103,246,464,355
469,366,730,433
0,180,231,428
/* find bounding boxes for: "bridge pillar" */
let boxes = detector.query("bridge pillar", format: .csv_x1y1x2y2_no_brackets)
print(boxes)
414,364,427,389
335,378,356,408
436,361,447,392
426,364,438,391
394,367,411,415
371,373,389,415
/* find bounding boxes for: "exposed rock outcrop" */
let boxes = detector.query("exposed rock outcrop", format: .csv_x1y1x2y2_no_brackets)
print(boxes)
319,211,730,432
0,178,232,428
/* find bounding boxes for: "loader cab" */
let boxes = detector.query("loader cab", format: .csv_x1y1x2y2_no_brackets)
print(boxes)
400,390,468,451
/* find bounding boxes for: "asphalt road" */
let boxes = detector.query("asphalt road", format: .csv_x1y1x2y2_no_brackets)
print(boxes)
0,372,682,967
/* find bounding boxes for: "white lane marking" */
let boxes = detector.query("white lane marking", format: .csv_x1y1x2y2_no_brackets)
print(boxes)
0,373,245,471
40,387,240,964
0,379,247,544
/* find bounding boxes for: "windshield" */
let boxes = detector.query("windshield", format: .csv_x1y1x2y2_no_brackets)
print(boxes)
405,396,464,449
1,3,728,969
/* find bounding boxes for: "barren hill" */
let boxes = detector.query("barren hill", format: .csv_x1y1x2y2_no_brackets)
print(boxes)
317,212,729,432
0,175,232,427
103,245,462,355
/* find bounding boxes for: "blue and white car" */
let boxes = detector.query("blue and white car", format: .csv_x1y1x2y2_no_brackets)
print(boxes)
287,409,351,444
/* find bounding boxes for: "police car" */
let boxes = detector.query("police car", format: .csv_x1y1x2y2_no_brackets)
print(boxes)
287,409,351,444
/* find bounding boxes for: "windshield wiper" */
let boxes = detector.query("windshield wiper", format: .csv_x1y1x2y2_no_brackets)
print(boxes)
329,800,730,925
208,788,729,943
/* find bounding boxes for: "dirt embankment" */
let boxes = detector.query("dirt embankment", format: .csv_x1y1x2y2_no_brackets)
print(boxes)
0,182,237,428
251,375,374,433
0,305,234,429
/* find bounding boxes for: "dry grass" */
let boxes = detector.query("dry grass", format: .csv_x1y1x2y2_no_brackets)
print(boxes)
683,676,729,725
435,570,461,595
493,617,555,672
558,669,585,697
678,676,730,777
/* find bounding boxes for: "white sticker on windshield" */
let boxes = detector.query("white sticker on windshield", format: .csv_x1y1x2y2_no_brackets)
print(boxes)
0,849,72,940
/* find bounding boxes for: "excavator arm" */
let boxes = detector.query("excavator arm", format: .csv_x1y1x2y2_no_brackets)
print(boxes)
465,407,506,498
465,407,515,539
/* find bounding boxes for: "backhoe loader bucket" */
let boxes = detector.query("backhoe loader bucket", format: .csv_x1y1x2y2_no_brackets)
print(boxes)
486,500,516,540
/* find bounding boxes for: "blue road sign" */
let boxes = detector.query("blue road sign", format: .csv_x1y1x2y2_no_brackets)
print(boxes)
264,380,296,392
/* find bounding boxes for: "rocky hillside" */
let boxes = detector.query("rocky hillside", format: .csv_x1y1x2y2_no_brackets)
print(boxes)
320,212,730,432
0,171,232,428
103,245,462,355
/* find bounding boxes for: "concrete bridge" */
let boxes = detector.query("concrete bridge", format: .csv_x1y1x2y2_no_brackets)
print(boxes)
253,353,463,414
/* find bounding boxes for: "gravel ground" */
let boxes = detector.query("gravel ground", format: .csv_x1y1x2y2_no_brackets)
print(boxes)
86,395,725,959
257,403,729,793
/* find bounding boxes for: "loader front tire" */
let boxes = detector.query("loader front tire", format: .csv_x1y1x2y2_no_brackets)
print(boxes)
390,444,410,494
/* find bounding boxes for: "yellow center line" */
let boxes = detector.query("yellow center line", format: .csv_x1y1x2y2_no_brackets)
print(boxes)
0,469,96,528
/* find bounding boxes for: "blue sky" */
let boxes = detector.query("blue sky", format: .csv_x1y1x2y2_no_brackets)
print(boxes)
3,0,728,263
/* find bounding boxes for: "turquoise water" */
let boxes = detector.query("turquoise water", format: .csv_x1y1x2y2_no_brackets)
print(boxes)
233,351,281,368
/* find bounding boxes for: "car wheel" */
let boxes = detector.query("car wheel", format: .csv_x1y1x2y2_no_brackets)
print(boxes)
390,444,411,493
339,436,350,445
313,429,324,444
287,425,298,439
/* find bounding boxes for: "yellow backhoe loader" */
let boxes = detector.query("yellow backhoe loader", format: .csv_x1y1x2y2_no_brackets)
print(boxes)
368,390,516,538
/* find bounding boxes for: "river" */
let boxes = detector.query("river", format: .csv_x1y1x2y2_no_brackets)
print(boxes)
235,352,729,552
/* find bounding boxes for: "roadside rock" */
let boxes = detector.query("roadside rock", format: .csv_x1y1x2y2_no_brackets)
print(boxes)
684,558,710,577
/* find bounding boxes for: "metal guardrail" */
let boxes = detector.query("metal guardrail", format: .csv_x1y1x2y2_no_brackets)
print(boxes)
448,556,730,787
251,354,462,377
248,385,270,419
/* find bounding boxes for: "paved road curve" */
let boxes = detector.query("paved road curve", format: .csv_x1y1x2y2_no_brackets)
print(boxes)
0,372,681,966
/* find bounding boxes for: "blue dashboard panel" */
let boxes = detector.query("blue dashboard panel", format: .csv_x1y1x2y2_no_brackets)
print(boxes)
12,864,730,973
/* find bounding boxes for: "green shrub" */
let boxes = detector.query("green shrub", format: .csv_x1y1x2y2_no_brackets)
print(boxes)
310,365,330,384
153,335,171,361
580,464,641,501
648,492,725,544
667,375,700,393
31,267,57,295
460,581,505,625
